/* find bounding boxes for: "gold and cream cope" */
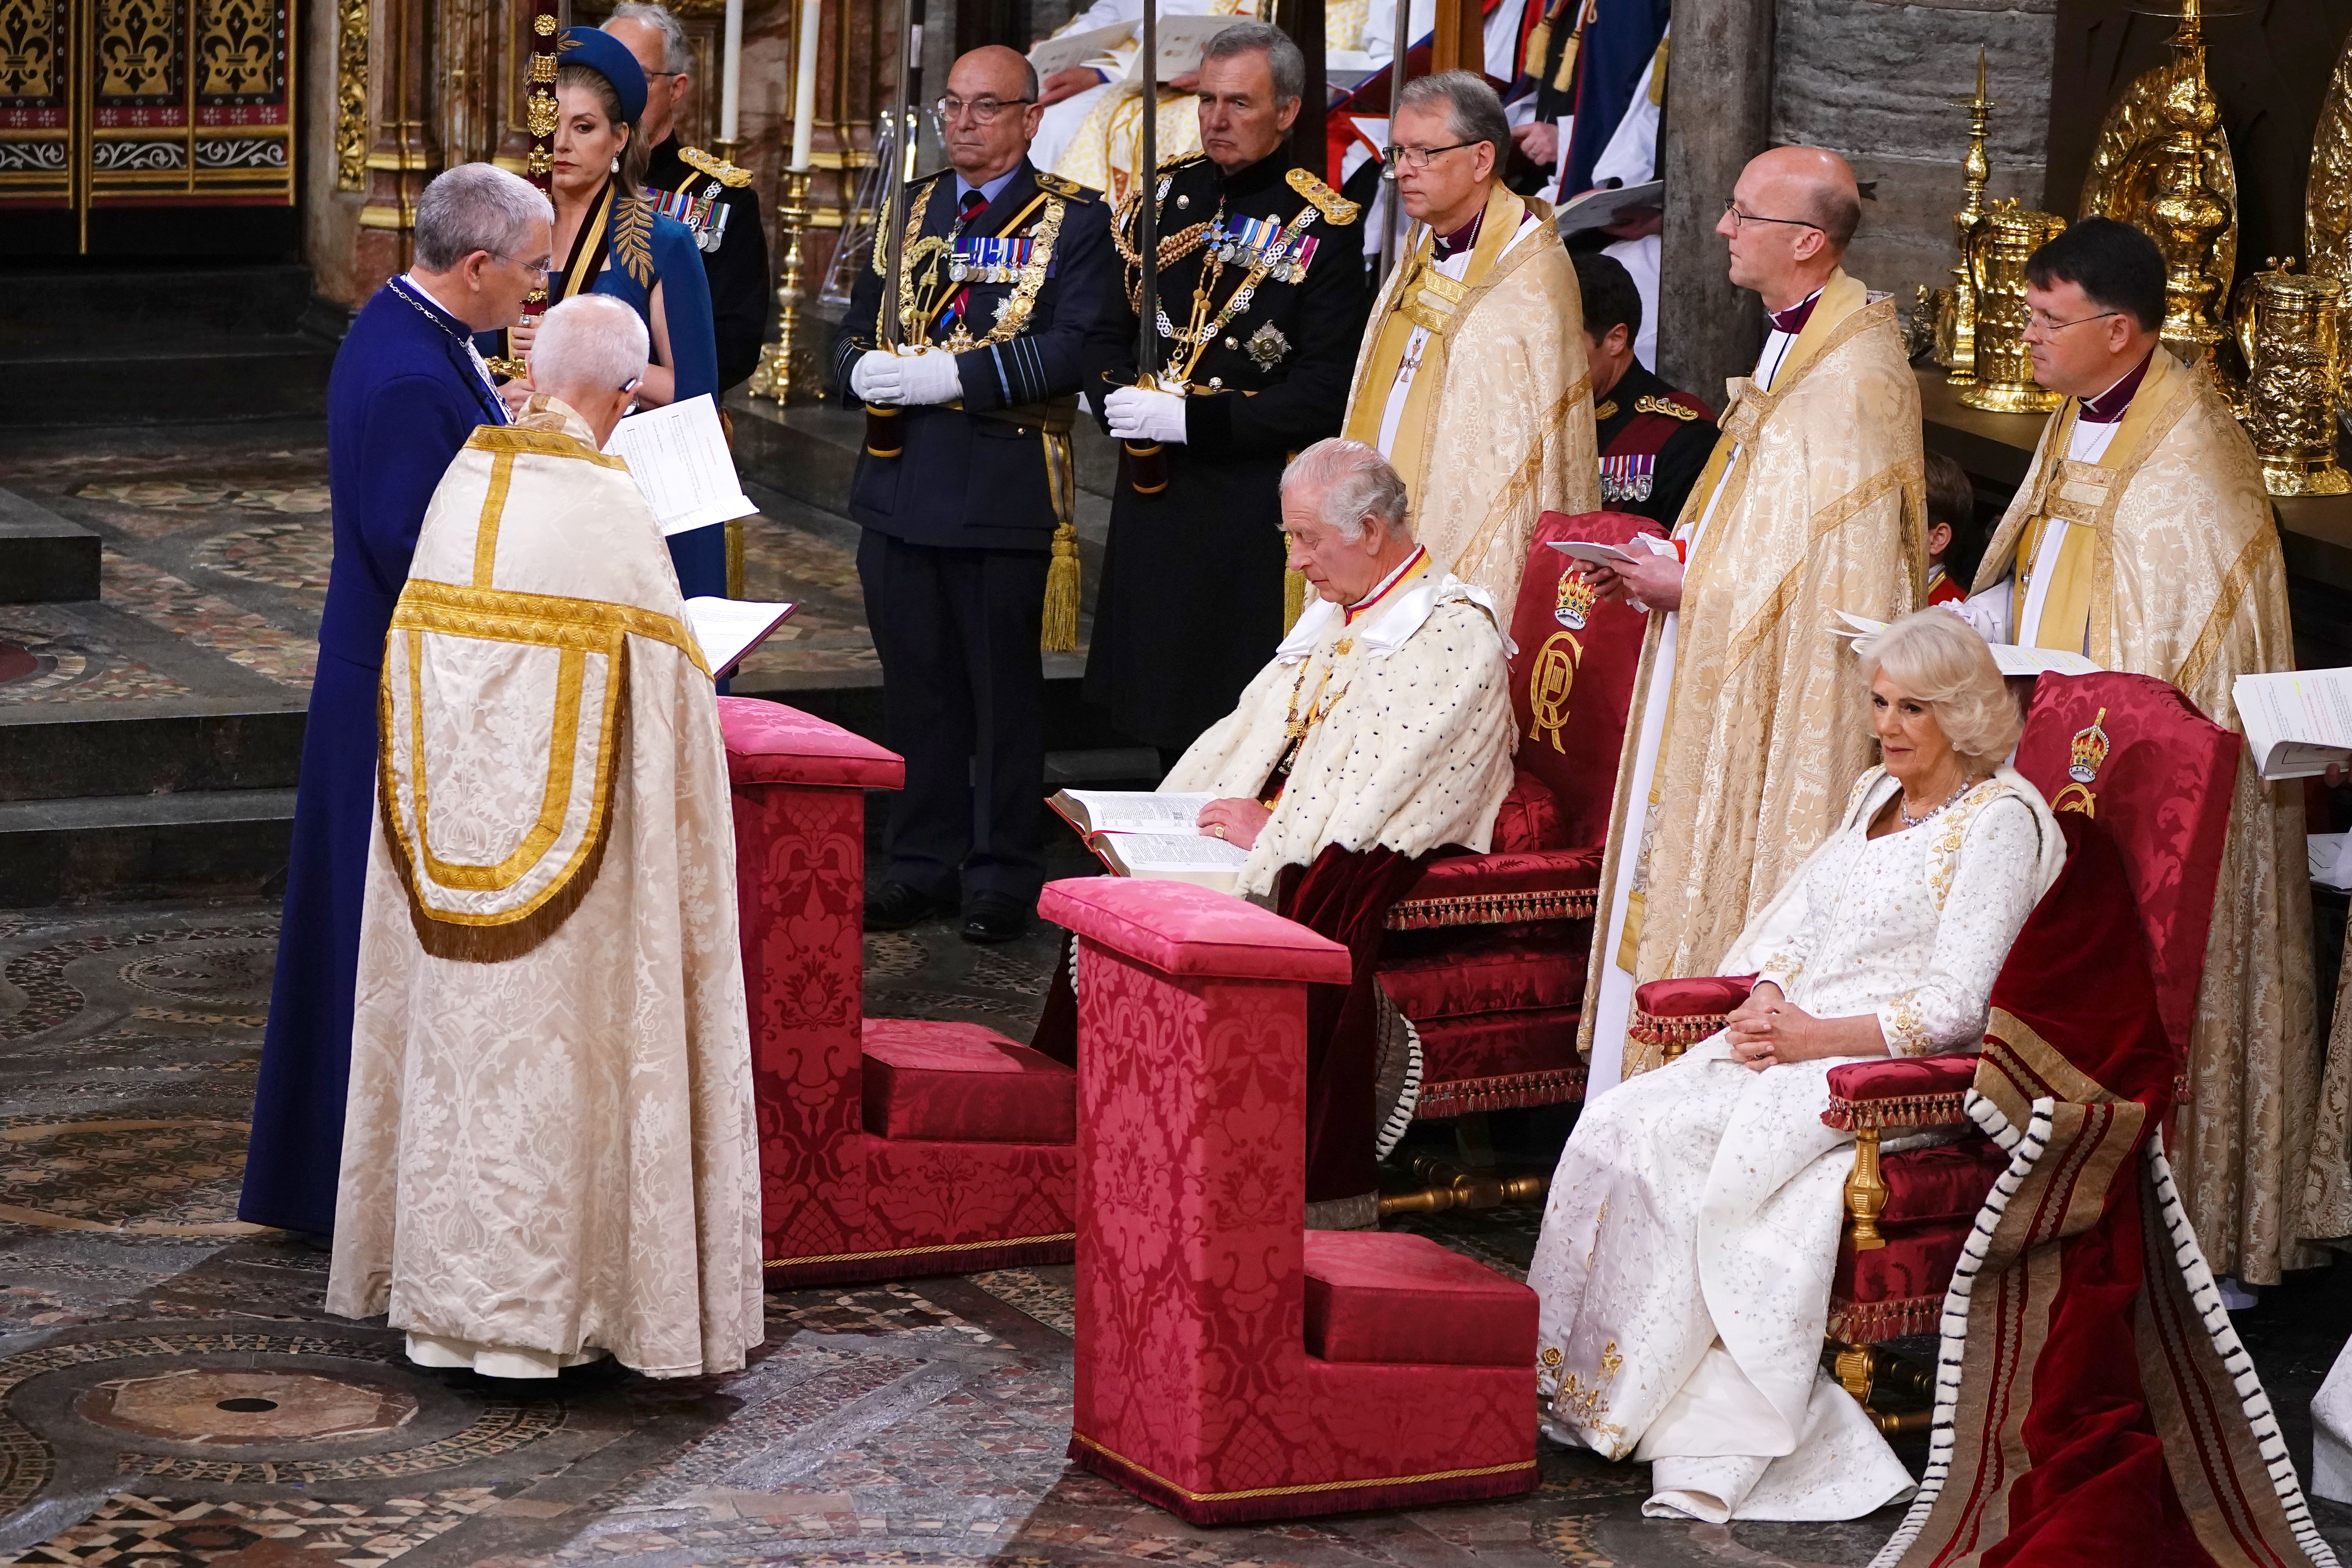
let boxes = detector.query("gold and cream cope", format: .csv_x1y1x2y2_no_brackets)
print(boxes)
1114,158,1356,389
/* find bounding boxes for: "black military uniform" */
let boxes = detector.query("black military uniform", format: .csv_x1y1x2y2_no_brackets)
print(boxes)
1083,149,1368,755
831,159,1115,931
1593,359,1716,526
643,134,769,391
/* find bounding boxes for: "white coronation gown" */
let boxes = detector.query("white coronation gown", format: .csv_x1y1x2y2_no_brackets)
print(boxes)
1528,765,2064,1523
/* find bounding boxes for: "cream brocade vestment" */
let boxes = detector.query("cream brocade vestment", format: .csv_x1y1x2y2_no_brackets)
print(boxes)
1583,270,1926,1091
325,400,762,1379
1530,769,2064,1523
1340,182,1601,609
1968,348,2352,1285
1162,556,1519,897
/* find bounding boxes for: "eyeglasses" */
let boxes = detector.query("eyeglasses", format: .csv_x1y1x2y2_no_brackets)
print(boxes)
1383,139,1478,171
644,69,683,80
495,252,554,281
2023,309,2121,336
1721,198,1821,233
935,94,1034,123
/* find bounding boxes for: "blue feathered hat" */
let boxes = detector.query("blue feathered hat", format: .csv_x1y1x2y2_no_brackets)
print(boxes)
557,25,648,125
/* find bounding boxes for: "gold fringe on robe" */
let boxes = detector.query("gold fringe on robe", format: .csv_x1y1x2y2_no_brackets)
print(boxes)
1586,272,1926,1075
1340,181,1600,608
1972,347,2347,1284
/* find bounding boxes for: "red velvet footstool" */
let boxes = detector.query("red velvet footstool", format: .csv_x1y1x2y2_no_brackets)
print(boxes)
722,698,1076,1287
1043,874,1539,1525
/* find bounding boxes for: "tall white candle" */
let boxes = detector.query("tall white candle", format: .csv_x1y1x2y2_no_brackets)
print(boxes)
789,0,820,170
719,0,744,143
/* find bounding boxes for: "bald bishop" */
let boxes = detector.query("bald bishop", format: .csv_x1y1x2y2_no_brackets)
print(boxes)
1579,147,1926,1093
326,295,762,1379
1340,70,1599,609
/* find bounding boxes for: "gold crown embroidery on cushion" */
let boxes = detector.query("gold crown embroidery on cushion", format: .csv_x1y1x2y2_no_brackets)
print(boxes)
2053,706,2109,817
1554,570,1597,631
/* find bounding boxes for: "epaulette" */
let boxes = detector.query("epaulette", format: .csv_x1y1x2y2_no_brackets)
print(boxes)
678,145,753,188
1634,393,1706,423
1035,170,1096,201
1159,151,1210,173
1287,167,1359,225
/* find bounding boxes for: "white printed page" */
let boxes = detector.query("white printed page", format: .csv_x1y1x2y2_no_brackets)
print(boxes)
1109,832,1252,873
2235,670,2352,780
684,597,795,676
1061,790,1219,835
605,394,760,537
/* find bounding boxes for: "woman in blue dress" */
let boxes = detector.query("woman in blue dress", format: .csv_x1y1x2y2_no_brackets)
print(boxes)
500,26,725,595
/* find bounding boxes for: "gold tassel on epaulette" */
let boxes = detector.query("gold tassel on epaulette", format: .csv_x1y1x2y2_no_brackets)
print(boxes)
1041,431,1081,652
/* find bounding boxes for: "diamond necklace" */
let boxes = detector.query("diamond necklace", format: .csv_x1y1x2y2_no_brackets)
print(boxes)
1897,777,1975,829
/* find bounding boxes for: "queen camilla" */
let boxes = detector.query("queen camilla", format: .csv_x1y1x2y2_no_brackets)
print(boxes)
1526,610,2067,1523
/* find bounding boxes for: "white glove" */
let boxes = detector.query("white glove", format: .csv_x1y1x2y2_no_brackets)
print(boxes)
1104,385,1189,445
896,346,964,407
850,349,904,405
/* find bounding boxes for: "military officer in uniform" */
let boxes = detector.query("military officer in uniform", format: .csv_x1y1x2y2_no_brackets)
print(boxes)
605,3,770,391
1573,249,1714,526
832,44,1115,945
1083,21,1368,761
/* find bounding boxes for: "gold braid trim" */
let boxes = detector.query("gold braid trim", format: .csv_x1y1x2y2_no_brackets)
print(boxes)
1626,1008,1728,1048
2172,520,2281,700
610,192,656,287
465,425,631,472
1384,887,1597,929
1820,1085,1975,1132
393,579,711,678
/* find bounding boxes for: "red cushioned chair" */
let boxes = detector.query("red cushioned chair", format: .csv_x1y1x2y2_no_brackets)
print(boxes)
1042,874,1539,1524
722,697,1077,1287
1624,671,2239,1422
1372,510,1662,1128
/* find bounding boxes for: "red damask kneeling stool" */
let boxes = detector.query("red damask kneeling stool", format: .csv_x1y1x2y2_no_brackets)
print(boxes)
1039,875,1538,1524
721,698,1077,1287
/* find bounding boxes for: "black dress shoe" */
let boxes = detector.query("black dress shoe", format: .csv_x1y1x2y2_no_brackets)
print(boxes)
866,881,949,931
960,894,1030,945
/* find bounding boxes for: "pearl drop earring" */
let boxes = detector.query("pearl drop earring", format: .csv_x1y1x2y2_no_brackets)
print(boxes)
609,156,619,173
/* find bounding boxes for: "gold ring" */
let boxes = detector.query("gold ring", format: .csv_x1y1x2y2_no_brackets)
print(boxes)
1212,824,1225,839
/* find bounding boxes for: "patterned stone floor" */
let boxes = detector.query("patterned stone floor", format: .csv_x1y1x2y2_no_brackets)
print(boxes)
0,898,2346,1568
0,421,1075,715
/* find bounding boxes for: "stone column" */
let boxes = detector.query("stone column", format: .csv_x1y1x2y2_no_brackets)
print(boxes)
1656,0,1773,400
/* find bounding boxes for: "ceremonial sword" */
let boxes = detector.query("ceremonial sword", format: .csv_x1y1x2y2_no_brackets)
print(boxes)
864,19,920,459
1122,0,1169,495
1380,0,1411,283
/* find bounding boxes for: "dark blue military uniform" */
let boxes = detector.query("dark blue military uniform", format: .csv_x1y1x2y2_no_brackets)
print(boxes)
644,135,770,391
830,157,1115,912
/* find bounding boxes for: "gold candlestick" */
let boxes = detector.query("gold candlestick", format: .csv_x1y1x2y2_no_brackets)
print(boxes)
1944,49,1996,384
751,167,816,402
2146,0,2230,362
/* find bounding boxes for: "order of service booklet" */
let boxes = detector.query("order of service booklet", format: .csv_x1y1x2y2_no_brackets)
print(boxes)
1047,789,1248,891
2234,668,2352,781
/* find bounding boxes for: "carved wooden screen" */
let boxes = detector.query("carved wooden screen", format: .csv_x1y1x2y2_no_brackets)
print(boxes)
0,0,296,250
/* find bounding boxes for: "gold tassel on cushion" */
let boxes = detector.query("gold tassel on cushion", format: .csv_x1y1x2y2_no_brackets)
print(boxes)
1041,432,1081,652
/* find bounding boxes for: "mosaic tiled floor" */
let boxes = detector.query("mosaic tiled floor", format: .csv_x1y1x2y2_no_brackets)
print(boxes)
0,897,2344,1568
0,422,1036,715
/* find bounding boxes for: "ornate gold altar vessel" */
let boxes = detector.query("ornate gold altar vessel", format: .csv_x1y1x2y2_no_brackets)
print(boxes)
2232,261,2352,495
1958,202,2071,414
2078,0,2237,365
1940,50,1998,383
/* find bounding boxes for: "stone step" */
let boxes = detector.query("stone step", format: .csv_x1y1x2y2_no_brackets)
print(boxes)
0,262,318,349
0,788,295,907
0,336,338,427
0,704,307,804
0,488,100,604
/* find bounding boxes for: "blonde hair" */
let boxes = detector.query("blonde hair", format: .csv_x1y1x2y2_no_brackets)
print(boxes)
1855,609,2020,768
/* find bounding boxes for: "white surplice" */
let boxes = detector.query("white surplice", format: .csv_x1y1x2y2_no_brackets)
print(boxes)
2318,1337,2352,1503
1529,766,2063,1523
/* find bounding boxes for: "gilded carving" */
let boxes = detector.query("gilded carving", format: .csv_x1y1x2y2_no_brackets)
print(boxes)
2078,50,2238,345
0,0,56,98
2307,27,2352,297
334,0,366,188
97,0,180,97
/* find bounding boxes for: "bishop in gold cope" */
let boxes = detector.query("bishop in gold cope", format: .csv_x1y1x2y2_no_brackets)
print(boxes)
1577,145,1927,1095
1957,217,2345,1287
1339,70,1599,608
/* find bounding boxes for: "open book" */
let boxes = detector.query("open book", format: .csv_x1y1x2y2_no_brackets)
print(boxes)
2235,668,2352,781
605,394,760,538
1834,612,2100,679
1554,179,1665,238
1118,15,1250,82
1048,789,1248,891
684,597,795,679
1028,20,1132,77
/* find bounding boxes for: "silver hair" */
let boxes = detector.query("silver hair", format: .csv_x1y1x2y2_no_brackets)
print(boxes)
1199,20,1305,104
1396,69,1509,168
605,3,691,74
412,163,552,274
1281,438,1412,544
1853,608,2023,769
529,294,651,401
